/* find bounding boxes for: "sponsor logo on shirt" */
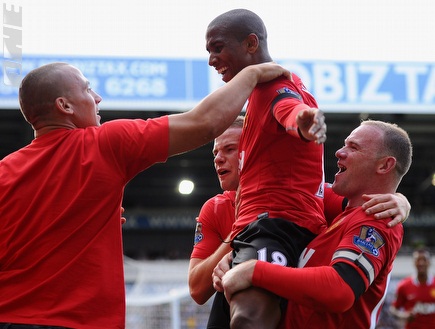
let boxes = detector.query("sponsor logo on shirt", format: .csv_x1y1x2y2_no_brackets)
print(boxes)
194,222,203,245
413,302,435,315
353,226,385,256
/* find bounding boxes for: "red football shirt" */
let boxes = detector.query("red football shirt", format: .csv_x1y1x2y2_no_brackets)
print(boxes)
0,117,169,329
392,275,435,329
286,208,403,328
252,207,403,329
191,185,344,260
234,74,326,239
191,191,236,259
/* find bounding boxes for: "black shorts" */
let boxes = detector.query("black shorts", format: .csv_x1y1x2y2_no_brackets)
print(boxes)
206,215,317,329
231,215,317,268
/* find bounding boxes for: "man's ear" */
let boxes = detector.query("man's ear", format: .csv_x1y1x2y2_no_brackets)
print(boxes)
378,156,397,174
246,33,259,53
55,97,73,114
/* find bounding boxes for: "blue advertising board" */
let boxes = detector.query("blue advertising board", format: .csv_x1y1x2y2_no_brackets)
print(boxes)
1,55,434,113
280,59,435,113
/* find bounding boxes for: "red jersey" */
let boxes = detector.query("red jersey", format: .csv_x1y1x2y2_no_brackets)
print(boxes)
192,185,343,260
392,275,435,328
191,190,236,259
234,74,326,239
280,207,403,329
0,117,169,329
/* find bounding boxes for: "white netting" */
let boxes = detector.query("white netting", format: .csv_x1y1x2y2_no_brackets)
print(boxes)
124,257,213,329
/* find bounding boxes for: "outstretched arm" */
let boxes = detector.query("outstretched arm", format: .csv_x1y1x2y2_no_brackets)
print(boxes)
274,101,327,144
220,260,355,313
168,63,291,156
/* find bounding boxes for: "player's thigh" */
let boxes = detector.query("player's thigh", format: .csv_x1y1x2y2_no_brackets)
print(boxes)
230,286,281,322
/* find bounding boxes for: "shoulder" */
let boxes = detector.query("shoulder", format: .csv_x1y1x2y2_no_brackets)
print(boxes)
346,207,403,245
290,72,302,85
100,116,168,133
199,191,235,219
97,116,169,147
222,190,236,203
330,207,403,261
397,276,416,290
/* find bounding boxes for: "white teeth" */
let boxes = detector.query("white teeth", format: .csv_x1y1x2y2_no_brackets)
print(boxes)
337,164,346,173
218,67,228,74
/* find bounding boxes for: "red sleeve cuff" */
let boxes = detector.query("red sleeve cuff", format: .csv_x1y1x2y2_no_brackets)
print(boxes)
252,261,355,312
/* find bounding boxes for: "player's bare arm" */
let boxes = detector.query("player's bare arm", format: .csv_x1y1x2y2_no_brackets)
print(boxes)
189,239,232,304
168,63,290,156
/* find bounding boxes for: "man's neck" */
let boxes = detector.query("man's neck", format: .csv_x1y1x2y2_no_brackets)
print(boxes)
417,273,428,284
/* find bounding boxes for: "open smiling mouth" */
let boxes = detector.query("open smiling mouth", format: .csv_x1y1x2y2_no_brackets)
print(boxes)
217,66,228,75
337,164,347,174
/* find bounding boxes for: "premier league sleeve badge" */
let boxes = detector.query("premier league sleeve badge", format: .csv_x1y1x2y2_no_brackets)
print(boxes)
353,226,385,257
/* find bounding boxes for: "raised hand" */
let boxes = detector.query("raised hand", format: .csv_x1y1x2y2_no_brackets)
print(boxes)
296,108,327,144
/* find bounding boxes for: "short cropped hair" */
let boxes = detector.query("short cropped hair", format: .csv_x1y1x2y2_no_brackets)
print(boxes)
19,62,69,124
208,9,268,44
361,120,412,178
